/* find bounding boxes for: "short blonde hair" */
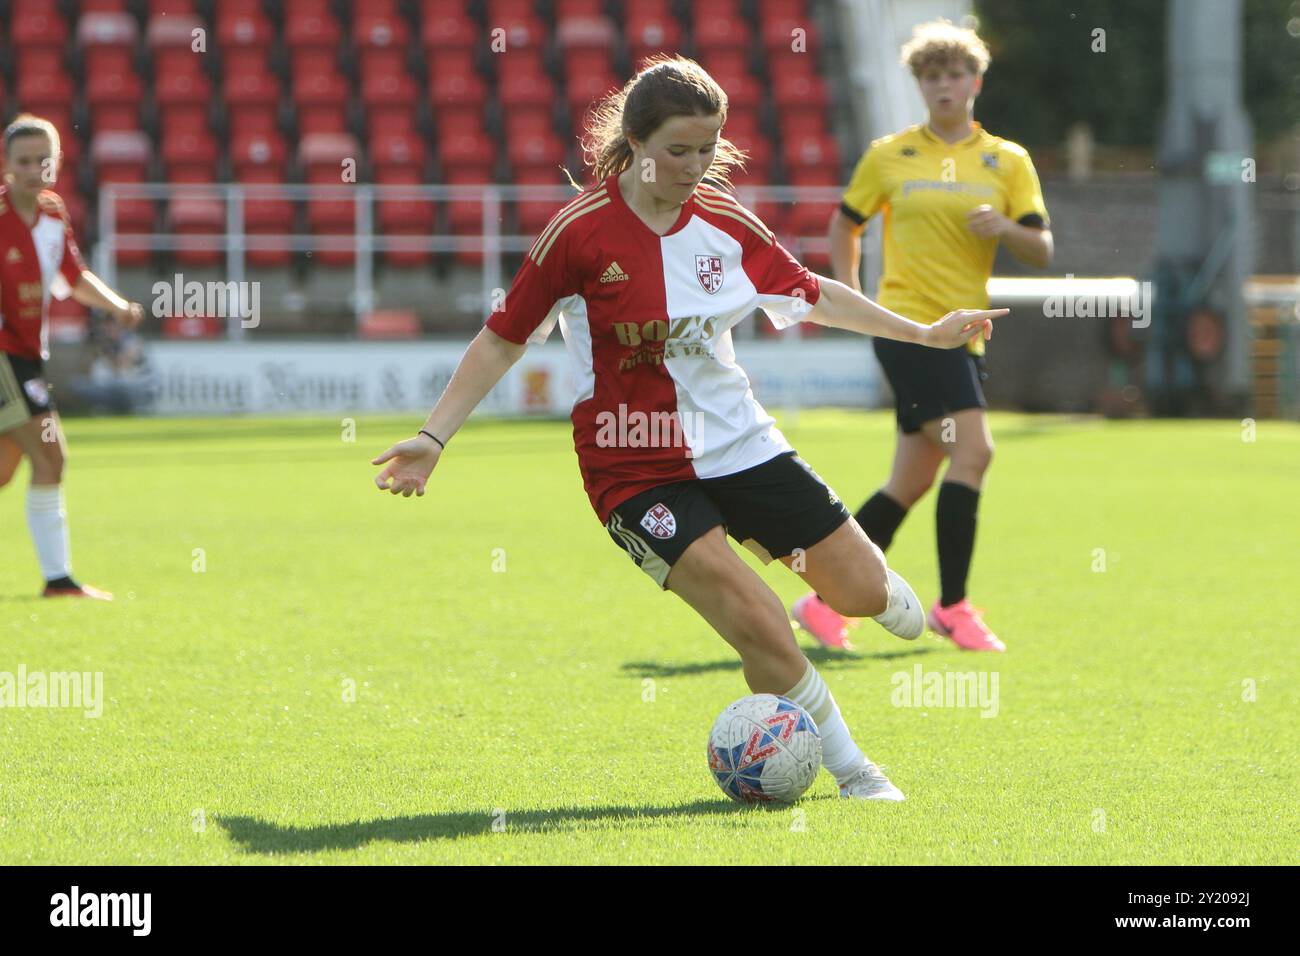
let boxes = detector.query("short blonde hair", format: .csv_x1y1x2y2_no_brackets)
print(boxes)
4,113,61,158
900,18,991,77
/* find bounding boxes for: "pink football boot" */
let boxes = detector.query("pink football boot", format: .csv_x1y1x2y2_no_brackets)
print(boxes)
928,598,1005,652
791,593,854,650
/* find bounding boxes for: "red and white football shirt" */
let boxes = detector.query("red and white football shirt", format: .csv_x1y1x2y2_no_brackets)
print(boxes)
486,176,822,521
0,186,88,361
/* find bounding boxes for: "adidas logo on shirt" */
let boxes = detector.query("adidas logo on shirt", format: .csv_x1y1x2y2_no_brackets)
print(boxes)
600,261,630,283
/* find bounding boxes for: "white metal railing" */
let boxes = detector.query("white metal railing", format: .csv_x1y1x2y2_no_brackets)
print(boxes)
96,183,847,338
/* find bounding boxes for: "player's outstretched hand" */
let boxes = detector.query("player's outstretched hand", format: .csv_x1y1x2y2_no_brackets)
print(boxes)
924,308,1008,350
115,302,145,329
371,434,441,497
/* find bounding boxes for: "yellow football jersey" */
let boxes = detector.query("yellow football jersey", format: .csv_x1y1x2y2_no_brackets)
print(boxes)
841,122,1049,355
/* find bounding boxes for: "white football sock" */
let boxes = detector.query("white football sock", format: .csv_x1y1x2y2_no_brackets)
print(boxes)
783,659,866,783
26,484,72,580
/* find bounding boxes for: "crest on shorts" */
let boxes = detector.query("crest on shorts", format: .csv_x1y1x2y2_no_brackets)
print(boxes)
640,503,676,539
23,377,49,408
695,255,723,295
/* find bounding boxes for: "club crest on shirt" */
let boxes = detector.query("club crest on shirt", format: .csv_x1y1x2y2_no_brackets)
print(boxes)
640,503,676,539
982,152,999,169
695,255,723,295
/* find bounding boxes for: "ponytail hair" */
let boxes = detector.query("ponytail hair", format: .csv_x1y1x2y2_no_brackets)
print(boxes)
569,55,747,191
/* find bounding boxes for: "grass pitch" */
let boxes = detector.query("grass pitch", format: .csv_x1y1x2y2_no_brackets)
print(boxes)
1,410,1295,864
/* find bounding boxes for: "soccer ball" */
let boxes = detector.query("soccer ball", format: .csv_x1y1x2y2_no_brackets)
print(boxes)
707,694,822,804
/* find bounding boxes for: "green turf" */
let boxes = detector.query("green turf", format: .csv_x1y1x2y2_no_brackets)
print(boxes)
1,410,1295,864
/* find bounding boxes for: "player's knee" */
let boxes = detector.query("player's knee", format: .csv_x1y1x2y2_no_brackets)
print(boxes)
822,571,889,619
955,439,993,475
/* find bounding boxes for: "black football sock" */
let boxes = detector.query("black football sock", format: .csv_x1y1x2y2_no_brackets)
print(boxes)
853,490,909,551
936,480,980,607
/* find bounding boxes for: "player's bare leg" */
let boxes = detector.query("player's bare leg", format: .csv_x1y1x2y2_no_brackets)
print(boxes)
793,432,941,647
920,408,1001,650
666,527,903,800
4,412,111,600
785,518,924,641
0,433,22,489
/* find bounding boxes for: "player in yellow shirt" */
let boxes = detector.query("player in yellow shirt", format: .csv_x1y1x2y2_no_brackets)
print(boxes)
793,19,1053,652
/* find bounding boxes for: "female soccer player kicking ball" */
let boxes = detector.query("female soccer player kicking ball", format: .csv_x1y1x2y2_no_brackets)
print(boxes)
795,20,1054,652
0,115,145,599
371,58,1003,800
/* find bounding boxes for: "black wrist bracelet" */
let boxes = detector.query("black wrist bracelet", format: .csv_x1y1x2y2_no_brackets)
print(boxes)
418,429,446,450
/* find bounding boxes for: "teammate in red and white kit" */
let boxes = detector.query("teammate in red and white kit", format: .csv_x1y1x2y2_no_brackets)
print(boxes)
0,115,145,599
371,59,1003,800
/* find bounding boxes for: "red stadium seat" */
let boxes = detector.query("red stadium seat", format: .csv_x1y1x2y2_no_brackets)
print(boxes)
297,106,348,135
17,73,76,109
162,315,225,339
693,13,751,52
782,133,839,172
376,174,434,268
511,168,568,236
498,71,554,109
565,73,620,115
237,168,296,267
502,110,556,142
359,48,406,78
367,108,417,139
371,132,426,174
421,14,476,50
217,9,274,49
222,48,270,77
145,14,204,50
354,12,410,49
226,104,280,137
86,70,144,112
298,132,360,177
506,131,565,171
162,131,218,174
230,131,289,175
76,12,137,48
82,0,130,12
91,104,145,133
292,71,349,107
555,17,616,53
706,71,761,110
437,130,494,172
360,70,418,110
305,170,356,266
763,15,820,55
148,0,197,14
556,0,604,15
428,48,476,81
779,112,830,143
154,70,211,110
12,11,69,49
359,311,420,338
430,71,488,109
156,105,209,137
223,71,281,108
772,72,830,112
696,49,750,79
170,191,225,266
285,11,343,51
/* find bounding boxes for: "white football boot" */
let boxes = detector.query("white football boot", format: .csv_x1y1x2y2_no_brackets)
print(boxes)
838,760,906,802
871,568,925,640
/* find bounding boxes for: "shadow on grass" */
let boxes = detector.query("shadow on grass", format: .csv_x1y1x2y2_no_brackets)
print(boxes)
622,644,935,678
218,798,779,854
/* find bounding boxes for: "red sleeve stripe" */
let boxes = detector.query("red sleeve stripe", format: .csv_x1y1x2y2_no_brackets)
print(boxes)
526,186,610,265
694,193,773,244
